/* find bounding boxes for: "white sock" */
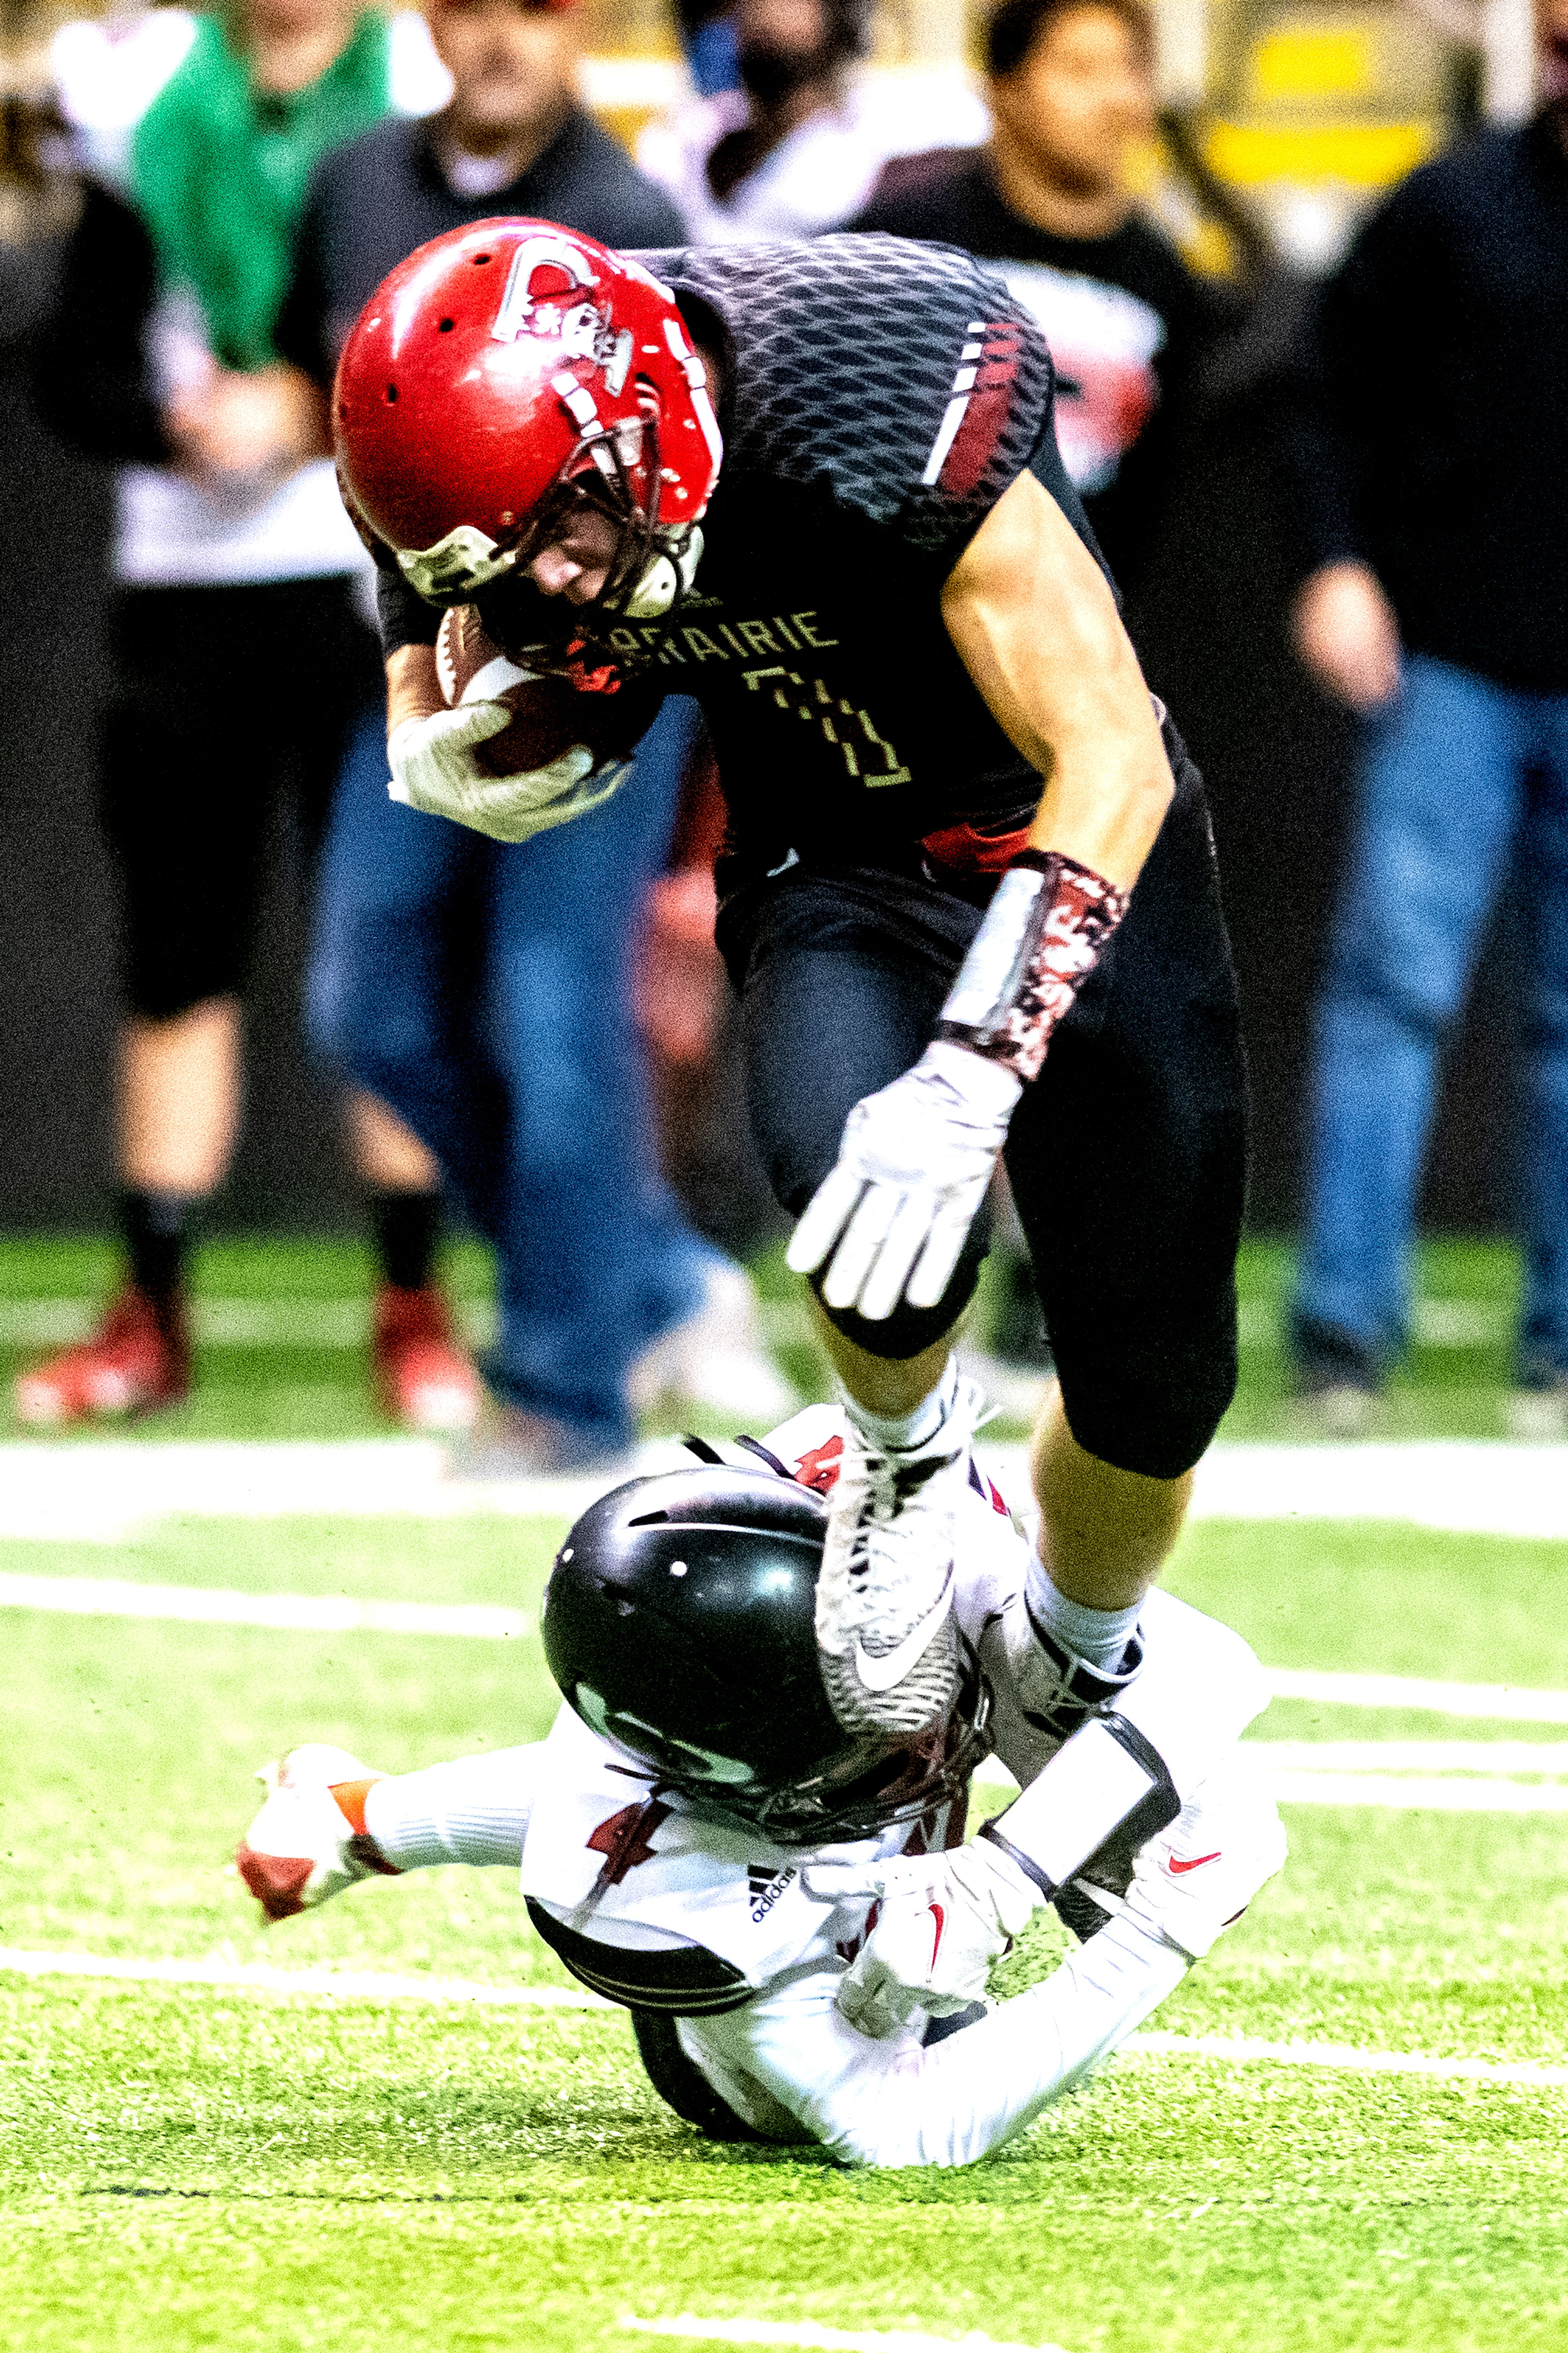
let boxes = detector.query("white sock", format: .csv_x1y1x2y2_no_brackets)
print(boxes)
1026,1550,1141,1671
842,1353,958,1453
363,1748,539,1872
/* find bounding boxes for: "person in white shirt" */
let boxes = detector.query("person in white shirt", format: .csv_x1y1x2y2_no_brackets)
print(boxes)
20,1,481,1436
237,1408,1285,2168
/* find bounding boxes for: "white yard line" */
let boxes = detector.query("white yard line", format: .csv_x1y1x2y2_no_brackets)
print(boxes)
1247,1740,1568,1774
7,1570,1568,1752
0,1572,528,1640
1186,1442,1568,1540
972,1762,1568,1810
624,2321,1068,2353
0,1437,685,1539
973,1741,1568,1809
1128,2029,1568,2088
1264,1667,1568,1723
984,1441,1568,1541
2,1436,1568,1542
2,1947,1562,2093
0,1946,609,2008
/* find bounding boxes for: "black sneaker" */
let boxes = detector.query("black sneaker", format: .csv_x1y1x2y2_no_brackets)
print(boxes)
1289,1314,1383,1399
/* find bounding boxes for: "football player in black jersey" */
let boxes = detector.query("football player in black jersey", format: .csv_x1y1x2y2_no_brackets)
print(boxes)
332,222,1245,1760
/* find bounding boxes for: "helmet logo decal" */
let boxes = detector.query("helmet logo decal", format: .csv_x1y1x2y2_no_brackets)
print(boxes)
662,316,724,471
491,233,597,346
493,234,637,399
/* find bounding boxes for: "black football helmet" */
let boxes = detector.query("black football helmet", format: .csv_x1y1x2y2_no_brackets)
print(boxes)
540,1464,992,1846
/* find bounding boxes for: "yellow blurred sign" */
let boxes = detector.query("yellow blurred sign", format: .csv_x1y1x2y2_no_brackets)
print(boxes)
1205,118,1437,186
1251,27,1375,101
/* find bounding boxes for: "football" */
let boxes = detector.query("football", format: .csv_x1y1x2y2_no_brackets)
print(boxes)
433,604,641,779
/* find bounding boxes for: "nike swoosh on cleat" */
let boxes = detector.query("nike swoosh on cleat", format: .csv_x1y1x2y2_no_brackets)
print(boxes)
851,1563,956,1693
929,1902,945,1970
1168,1850,1222,1876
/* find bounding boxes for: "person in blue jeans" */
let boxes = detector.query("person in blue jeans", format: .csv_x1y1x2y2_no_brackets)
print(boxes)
1284,13,1568,1406
280,0,794,1470
310,700,736,1470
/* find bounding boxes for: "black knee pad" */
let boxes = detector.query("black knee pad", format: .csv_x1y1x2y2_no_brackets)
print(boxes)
1058,1328,1240,1482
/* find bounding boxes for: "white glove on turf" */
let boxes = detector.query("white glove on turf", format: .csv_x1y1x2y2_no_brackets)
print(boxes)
387,705,628,844
786,1040,1022,1321
804,1840,1040,2040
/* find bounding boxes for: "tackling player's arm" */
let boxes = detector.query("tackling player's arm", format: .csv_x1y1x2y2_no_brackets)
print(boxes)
940,468,1172,889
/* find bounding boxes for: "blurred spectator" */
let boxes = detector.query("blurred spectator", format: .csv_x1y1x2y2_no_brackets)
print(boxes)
670,0,741,100
16,1,486,1432
850,0,1227,597
284,0,796,1474
1285,0,1568,1415
637,0,984,242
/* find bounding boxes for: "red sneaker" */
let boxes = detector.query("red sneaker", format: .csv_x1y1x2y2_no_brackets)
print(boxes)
372,1283,480,1432
14,1286,191,1426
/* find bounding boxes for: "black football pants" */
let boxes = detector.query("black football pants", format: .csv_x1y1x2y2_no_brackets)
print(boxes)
715,729,1248,1481
100,579,381,1020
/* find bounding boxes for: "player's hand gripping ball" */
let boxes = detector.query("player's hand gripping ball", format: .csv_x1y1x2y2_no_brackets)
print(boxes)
387,606,639,844
805,1840,1040,2040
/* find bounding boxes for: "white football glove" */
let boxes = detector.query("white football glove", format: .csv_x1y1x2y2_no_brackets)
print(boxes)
804,1840,1040,2040
786,1041,1022,1321
1120,1774,1288,1961
387,705,628,844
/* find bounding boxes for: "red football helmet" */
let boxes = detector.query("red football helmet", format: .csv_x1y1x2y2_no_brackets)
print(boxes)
333,219,723,625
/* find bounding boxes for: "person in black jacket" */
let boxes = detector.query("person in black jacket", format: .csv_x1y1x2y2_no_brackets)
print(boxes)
1284,0,1568,1415
285,0,794,1474
848,0,1223,599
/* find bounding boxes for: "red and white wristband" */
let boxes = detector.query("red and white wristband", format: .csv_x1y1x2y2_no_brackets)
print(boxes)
935,849,1129,1083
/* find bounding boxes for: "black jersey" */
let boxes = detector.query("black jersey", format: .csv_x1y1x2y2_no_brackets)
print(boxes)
849,154,1223,595
380,234,1107,859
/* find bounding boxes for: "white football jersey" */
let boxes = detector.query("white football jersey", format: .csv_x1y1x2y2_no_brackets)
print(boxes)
520,1406,1270,2012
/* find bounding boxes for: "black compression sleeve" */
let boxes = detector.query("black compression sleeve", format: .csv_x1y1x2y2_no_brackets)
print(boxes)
377,570,440,654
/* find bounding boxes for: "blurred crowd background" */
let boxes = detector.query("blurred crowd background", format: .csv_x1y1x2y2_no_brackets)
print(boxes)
0,0,1560,1453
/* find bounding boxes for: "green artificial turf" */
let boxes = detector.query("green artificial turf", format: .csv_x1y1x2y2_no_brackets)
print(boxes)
1,1500,1566,2349
0,1232,1552,1442
2,1234,1566,2347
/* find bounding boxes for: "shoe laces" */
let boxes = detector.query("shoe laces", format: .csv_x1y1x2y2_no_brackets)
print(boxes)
842,1379,983,1587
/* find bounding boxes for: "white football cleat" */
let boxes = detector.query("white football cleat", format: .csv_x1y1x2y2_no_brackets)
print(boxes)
235,1744,398,1923
814,1376,983,1736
